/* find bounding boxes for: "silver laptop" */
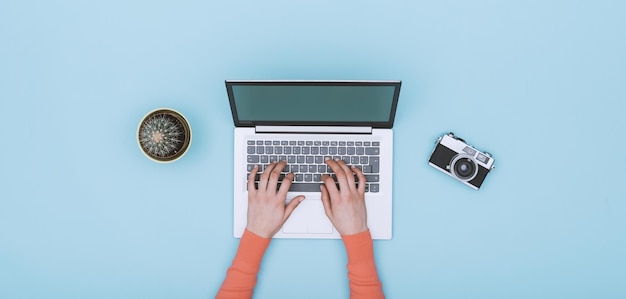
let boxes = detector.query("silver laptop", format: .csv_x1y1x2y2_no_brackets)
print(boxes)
226,80,401,239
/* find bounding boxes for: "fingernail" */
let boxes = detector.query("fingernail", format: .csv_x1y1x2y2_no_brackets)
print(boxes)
324,157,331,161
299,196,305,202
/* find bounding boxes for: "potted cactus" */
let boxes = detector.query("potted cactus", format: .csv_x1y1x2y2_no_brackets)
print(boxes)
137,108,192,163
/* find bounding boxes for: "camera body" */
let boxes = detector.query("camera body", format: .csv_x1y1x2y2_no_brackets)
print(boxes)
428,132,494,190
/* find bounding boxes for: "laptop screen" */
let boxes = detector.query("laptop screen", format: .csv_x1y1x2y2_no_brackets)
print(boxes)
226,80,401,128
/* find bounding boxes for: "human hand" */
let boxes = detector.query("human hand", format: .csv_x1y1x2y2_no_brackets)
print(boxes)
246,161,305,238
320,158,368,236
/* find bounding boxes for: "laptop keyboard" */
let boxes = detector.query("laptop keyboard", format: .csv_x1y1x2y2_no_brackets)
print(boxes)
246,139,380,192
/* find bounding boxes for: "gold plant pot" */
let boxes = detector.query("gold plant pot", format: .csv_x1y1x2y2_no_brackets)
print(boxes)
137,108,192,163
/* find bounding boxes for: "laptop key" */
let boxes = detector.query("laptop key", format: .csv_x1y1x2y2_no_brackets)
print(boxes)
365,147,380,155
370,156,380,173
365,174,379,182
286,183,321,192
363,165,372,173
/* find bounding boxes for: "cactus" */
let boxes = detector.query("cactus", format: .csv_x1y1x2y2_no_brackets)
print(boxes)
139,113,186,158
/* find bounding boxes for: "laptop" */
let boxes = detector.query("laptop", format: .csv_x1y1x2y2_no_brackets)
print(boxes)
226,80,401,239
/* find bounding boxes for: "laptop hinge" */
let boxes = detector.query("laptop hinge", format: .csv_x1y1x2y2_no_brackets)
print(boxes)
255,126,372,134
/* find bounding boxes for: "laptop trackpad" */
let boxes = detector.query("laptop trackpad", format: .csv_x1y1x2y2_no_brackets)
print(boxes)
282,200,333,234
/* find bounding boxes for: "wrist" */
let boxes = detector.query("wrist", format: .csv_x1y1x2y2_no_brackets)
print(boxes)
338,224,369,236
245,226,274,239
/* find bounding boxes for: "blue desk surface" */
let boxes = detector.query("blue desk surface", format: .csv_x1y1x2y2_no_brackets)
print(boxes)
1,1,625,298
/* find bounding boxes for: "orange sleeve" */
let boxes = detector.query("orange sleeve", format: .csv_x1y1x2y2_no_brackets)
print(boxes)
342,230,385,299
215,229,271,299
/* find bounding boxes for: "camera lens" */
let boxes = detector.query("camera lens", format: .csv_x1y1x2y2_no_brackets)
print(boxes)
451,156,477,181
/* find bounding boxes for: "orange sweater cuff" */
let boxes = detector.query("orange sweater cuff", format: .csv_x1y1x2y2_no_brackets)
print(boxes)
236,229,271,269
341,229,374,263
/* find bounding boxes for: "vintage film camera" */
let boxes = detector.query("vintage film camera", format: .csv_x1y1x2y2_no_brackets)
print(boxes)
428,132,495,190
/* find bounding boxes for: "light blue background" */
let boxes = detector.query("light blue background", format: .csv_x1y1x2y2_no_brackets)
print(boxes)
1,1,625,298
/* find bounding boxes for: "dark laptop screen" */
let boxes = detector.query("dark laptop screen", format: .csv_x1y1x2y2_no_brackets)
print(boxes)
226,81,401,128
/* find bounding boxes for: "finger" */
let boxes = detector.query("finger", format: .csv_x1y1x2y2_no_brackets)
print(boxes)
352,165,366,194
321,173,340,201
277,172,294,198
248,164,259,194
258,162,276,191
267,161,286,191
282,195,305,223
329,158,352,192
324,158,342,182
320,184,333,219
337,159,358,191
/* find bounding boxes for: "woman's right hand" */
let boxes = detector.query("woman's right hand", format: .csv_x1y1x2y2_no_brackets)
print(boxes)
319,158,369,236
